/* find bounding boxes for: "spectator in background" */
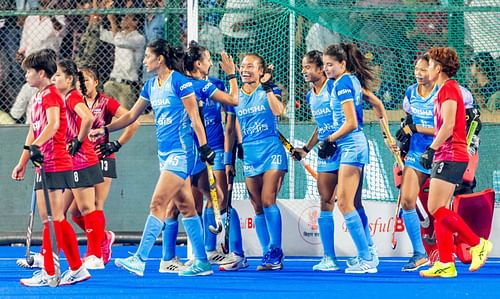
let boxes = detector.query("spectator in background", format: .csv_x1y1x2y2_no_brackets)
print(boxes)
142,0,165,82
470,52,500,110
365,51,401,110
16,0,66,60
75,0,115,83
16,0,39,10
101,12,146,109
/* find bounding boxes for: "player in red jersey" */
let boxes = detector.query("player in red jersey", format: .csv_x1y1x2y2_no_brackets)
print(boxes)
52,59,106,270
419,47,493,278
67,64,139,265
11,50,90,287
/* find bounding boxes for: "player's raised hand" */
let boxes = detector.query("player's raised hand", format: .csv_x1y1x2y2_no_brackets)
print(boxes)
220,52,236,75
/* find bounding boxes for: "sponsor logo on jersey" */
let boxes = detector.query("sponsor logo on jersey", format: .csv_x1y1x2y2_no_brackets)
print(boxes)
179,82,193,91
157,116,173,126
410,106,433,118
151,98,171,107
32,120,41,131
337,88,352,96
237,104,266,116
202,82,213,93
242,120,269,136
92,108,102,113
317,123,335,136
311,107,331,117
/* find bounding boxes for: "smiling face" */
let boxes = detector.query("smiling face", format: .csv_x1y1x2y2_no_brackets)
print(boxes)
239,55,264,84
301,57,324,83
322,55,346,80
195,50,213,77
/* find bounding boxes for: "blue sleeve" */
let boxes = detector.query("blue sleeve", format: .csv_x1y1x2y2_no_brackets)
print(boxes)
402,86,413,114
305,91,312,105
203,81,219,99
140,79,153,102
172,72,194,99
334,77,355,103
209,77,227,93
225,105,235,114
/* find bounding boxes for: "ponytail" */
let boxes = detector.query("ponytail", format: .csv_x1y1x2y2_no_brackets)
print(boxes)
77,71,87,97
147,39,185,73
325,43,373,88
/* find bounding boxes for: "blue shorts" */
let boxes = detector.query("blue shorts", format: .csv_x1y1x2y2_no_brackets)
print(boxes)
243,136,288,177
337,133,369,166
404,148,431,175
317,150,340,173
158,150,194,180
191,154,207,176
212,149,225,171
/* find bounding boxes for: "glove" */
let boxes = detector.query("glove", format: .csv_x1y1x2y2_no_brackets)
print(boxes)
260,67,274,92
27,145,44,166
199,144,215,165
98,140,122,157
395,124,417,144
237,143,244,160
317,139,337,159
68,138,83,156
420,146,435,169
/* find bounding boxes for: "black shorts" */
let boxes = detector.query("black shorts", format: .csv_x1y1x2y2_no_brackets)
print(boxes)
100,158,117,179
34,170,75,190
72,164,104,188
430,161,468,185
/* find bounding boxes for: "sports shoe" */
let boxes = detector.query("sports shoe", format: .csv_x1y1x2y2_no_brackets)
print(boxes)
219,253,249,271
17,253,44,269
20,270,55,287
83,255,105,270
159,257,187,273
469,238,493,272
419,261,457,278
101,230,115,265
115,255,145,277
256,248,284,271
207,250,233,265
345,258,378,274
402,252,429,272
346,245,378,267
312,256,340,271
178,259,213,276
59,265,91,286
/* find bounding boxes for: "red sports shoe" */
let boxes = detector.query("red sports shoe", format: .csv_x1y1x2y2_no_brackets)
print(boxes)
101,231,115,265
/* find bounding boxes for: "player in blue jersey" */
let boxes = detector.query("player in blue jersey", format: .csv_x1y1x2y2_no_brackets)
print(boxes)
230,53,287,271
320,43,377,274
394,53,437,272
90,39,215,277
293,50,390,271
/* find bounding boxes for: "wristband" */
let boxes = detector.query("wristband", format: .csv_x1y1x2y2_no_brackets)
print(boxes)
227,74,237,81
223,151,233,165
23,145,30,150
302,145,310,153
104,126,109,136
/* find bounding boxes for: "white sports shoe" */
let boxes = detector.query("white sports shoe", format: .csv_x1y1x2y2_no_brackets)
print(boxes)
17,253,44,269
346,245,379,267
83,255,105,270
20,270,54,287
345,258,378,274
219,253,249,271
312,256,341,272
159,257,188,273
59,265,91,286
207,250,233,265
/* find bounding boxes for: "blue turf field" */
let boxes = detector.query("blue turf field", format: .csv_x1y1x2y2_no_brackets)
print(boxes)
1,245,499,298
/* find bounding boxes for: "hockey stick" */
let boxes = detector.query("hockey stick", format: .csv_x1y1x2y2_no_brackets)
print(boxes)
198,101,223,234
278,131,318,179
379,118,404,249
466,120,478,149
25,178,37,266
221,144,237,254
39,165,61,287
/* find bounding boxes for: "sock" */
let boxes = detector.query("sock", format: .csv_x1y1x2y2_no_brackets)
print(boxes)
71,214,85,232
357,207,373,246
318,210,336,258
434,218,454,263
42,223,56,276
84,210,104,258
136,214,163,261
402,209,426,255
161,218,178,261
183,216,207,261
263,204,282,249
434,207,480,246
202,208,217,252
254,213,270,255
344,210,370,261
222,208,244,256
60,219,83,270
